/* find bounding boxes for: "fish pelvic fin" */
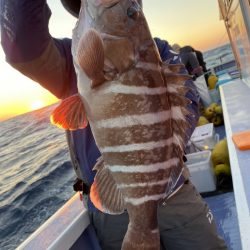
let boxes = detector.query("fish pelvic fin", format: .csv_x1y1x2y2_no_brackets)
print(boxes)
90,156,125,214
77,28,107,88
50,94,88,130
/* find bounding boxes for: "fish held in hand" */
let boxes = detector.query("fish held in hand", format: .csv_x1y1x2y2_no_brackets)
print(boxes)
51,0,191,249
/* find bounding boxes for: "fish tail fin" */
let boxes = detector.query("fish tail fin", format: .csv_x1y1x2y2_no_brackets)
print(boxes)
121,202,160,250
122,226,160,250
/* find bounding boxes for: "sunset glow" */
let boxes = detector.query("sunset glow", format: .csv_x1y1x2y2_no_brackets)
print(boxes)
30,100,45,111
0,95,58,121
0,0,229,121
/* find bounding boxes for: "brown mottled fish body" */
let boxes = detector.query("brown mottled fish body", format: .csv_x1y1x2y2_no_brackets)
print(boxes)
69,1,190,249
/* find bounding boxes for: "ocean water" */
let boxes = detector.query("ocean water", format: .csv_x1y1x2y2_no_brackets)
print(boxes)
0,43,235,250
203,43,235,69
0,104,75,250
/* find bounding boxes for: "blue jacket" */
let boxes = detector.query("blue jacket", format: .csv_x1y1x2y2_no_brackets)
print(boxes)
0,0,199,210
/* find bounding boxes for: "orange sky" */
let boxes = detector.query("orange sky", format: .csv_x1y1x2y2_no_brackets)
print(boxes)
0,0,229,121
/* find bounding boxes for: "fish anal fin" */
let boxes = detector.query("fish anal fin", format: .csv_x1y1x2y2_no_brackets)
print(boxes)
77,29,106,87
90,181,105,212
90,157,125,214
50,94,88,130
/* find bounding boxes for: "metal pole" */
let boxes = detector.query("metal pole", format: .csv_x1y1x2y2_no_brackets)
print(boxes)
218,0,242,77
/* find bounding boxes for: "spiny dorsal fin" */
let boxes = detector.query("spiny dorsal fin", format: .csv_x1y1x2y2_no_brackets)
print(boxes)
162,62,193,185
170,105,191,144
167,83,193,95
168,93,192,107
164,73,191,85
50,94,88,130
162,62,185,74
77,28,107,88
90,157,125,214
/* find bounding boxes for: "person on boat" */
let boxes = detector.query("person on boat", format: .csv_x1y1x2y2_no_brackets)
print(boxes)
192,47,209,76
0,0,227,249
188,45,209,84
194,49,210,84
179,46,203,78
172,43,210,83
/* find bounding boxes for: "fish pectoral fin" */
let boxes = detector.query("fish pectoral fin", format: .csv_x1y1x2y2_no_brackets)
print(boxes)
77,28,107,88
50,94,88,130
90,157,125,214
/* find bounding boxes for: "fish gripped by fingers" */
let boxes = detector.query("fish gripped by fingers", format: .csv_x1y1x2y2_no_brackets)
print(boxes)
51,0,191,249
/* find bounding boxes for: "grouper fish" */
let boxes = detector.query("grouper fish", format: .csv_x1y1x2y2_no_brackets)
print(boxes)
51,0,191,249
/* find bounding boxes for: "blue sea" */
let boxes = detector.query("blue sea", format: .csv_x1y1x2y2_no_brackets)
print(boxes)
0,104,75,250
203,43,234,69
0,43,235,250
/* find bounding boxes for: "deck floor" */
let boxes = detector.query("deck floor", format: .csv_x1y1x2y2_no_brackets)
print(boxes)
203,126,241,249
71,192,242,250
205,192,241,250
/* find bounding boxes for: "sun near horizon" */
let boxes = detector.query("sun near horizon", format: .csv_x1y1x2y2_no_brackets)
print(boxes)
0,59,59,122
0,0,229,122
0,94,59,122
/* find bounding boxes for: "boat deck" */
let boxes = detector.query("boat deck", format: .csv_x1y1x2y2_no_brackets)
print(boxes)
201,124,241,250
219,78,250,249
205,192,241,250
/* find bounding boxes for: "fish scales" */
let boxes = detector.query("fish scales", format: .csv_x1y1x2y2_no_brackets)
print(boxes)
88,91,169,120
94,122,171,147
52,1,191,249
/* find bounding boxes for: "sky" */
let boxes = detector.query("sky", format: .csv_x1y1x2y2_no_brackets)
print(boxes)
0,0,229,121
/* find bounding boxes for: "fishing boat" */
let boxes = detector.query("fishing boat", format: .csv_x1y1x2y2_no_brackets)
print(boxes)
17,0,250,249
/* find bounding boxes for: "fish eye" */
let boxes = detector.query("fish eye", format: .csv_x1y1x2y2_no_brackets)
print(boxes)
127,4,140,19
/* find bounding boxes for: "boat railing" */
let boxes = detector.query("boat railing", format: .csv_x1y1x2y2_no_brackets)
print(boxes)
16,193,90,250
212,60,237,74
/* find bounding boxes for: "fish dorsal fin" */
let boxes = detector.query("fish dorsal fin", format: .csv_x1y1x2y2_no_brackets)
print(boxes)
162,62,184,74
77,29,107,88
162,62,194,191
165,64,192,150
90,157,125,214
50,94,88,130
